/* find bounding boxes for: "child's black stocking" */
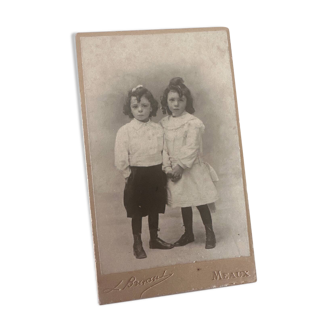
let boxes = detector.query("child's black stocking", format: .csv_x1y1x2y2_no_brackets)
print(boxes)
148,213,159,232
196,204,212,226
132,216,146,259
197,204,216,249
131,216,142,235
181,207,193,235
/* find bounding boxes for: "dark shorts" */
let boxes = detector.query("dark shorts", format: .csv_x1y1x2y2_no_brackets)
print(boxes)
124,164,167,218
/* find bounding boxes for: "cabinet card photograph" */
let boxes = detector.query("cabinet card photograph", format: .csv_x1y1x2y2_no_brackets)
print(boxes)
75,27,256,305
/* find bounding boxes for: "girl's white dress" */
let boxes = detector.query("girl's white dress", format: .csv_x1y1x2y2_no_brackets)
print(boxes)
160,111,219,208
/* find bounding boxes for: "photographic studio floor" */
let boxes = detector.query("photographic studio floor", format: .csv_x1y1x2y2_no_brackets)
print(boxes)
93,189,251,275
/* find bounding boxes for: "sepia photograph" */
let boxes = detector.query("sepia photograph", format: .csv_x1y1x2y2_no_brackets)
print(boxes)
76,27,256,304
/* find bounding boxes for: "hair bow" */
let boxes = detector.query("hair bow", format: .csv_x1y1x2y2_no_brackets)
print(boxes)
132,85,143,92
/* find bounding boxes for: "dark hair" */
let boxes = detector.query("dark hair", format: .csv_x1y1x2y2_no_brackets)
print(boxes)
123,86,159,118
160,77,195,115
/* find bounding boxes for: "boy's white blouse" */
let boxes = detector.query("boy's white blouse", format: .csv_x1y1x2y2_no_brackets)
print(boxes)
114,118,163,179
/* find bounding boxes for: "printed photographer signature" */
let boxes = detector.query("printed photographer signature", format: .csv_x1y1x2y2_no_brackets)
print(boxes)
103,270,174,298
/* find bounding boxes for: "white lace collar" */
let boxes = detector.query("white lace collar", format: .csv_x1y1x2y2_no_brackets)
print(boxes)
160,112,196,130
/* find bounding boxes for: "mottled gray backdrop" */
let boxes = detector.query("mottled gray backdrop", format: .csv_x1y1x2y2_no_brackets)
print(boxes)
79,30,250,274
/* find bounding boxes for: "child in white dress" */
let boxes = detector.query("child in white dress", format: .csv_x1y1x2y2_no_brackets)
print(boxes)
115,85,173,259
160,78,219,249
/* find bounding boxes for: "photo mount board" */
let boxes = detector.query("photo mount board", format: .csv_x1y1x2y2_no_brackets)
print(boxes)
75,27,256,305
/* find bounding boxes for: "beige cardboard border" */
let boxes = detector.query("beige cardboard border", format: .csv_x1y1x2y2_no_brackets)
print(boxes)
75,27,256,305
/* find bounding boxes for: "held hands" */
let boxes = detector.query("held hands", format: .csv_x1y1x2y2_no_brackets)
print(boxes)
169,164,184,182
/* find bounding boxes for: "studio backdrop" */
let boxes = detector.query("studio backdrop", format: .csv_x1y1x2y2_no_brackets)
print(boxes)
78,29,250,275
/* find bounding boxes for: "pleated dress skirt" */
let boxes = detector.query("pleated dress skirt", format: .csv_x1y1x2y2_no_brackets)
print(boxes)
124,164,167,218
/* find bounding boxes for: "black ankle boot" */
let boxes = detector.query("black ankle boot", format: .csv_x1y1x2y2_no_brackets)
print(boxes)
149,229,174,249
133,234,147,259
175,208,195,246
174,232,195,247
204,224,216,249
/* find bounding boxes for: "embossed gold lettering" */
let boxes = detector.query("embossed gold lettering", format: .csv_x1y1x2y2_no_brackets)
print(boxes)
212,270,251,280
212,271,223,280
108,280,123,292
243,271,250,277
103,270,174,297
124,276,136,289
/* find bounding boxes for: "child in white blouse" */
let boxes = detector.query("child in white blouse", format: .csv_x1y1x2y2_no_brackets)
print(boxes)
160,78,219,249
115,85,174,259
